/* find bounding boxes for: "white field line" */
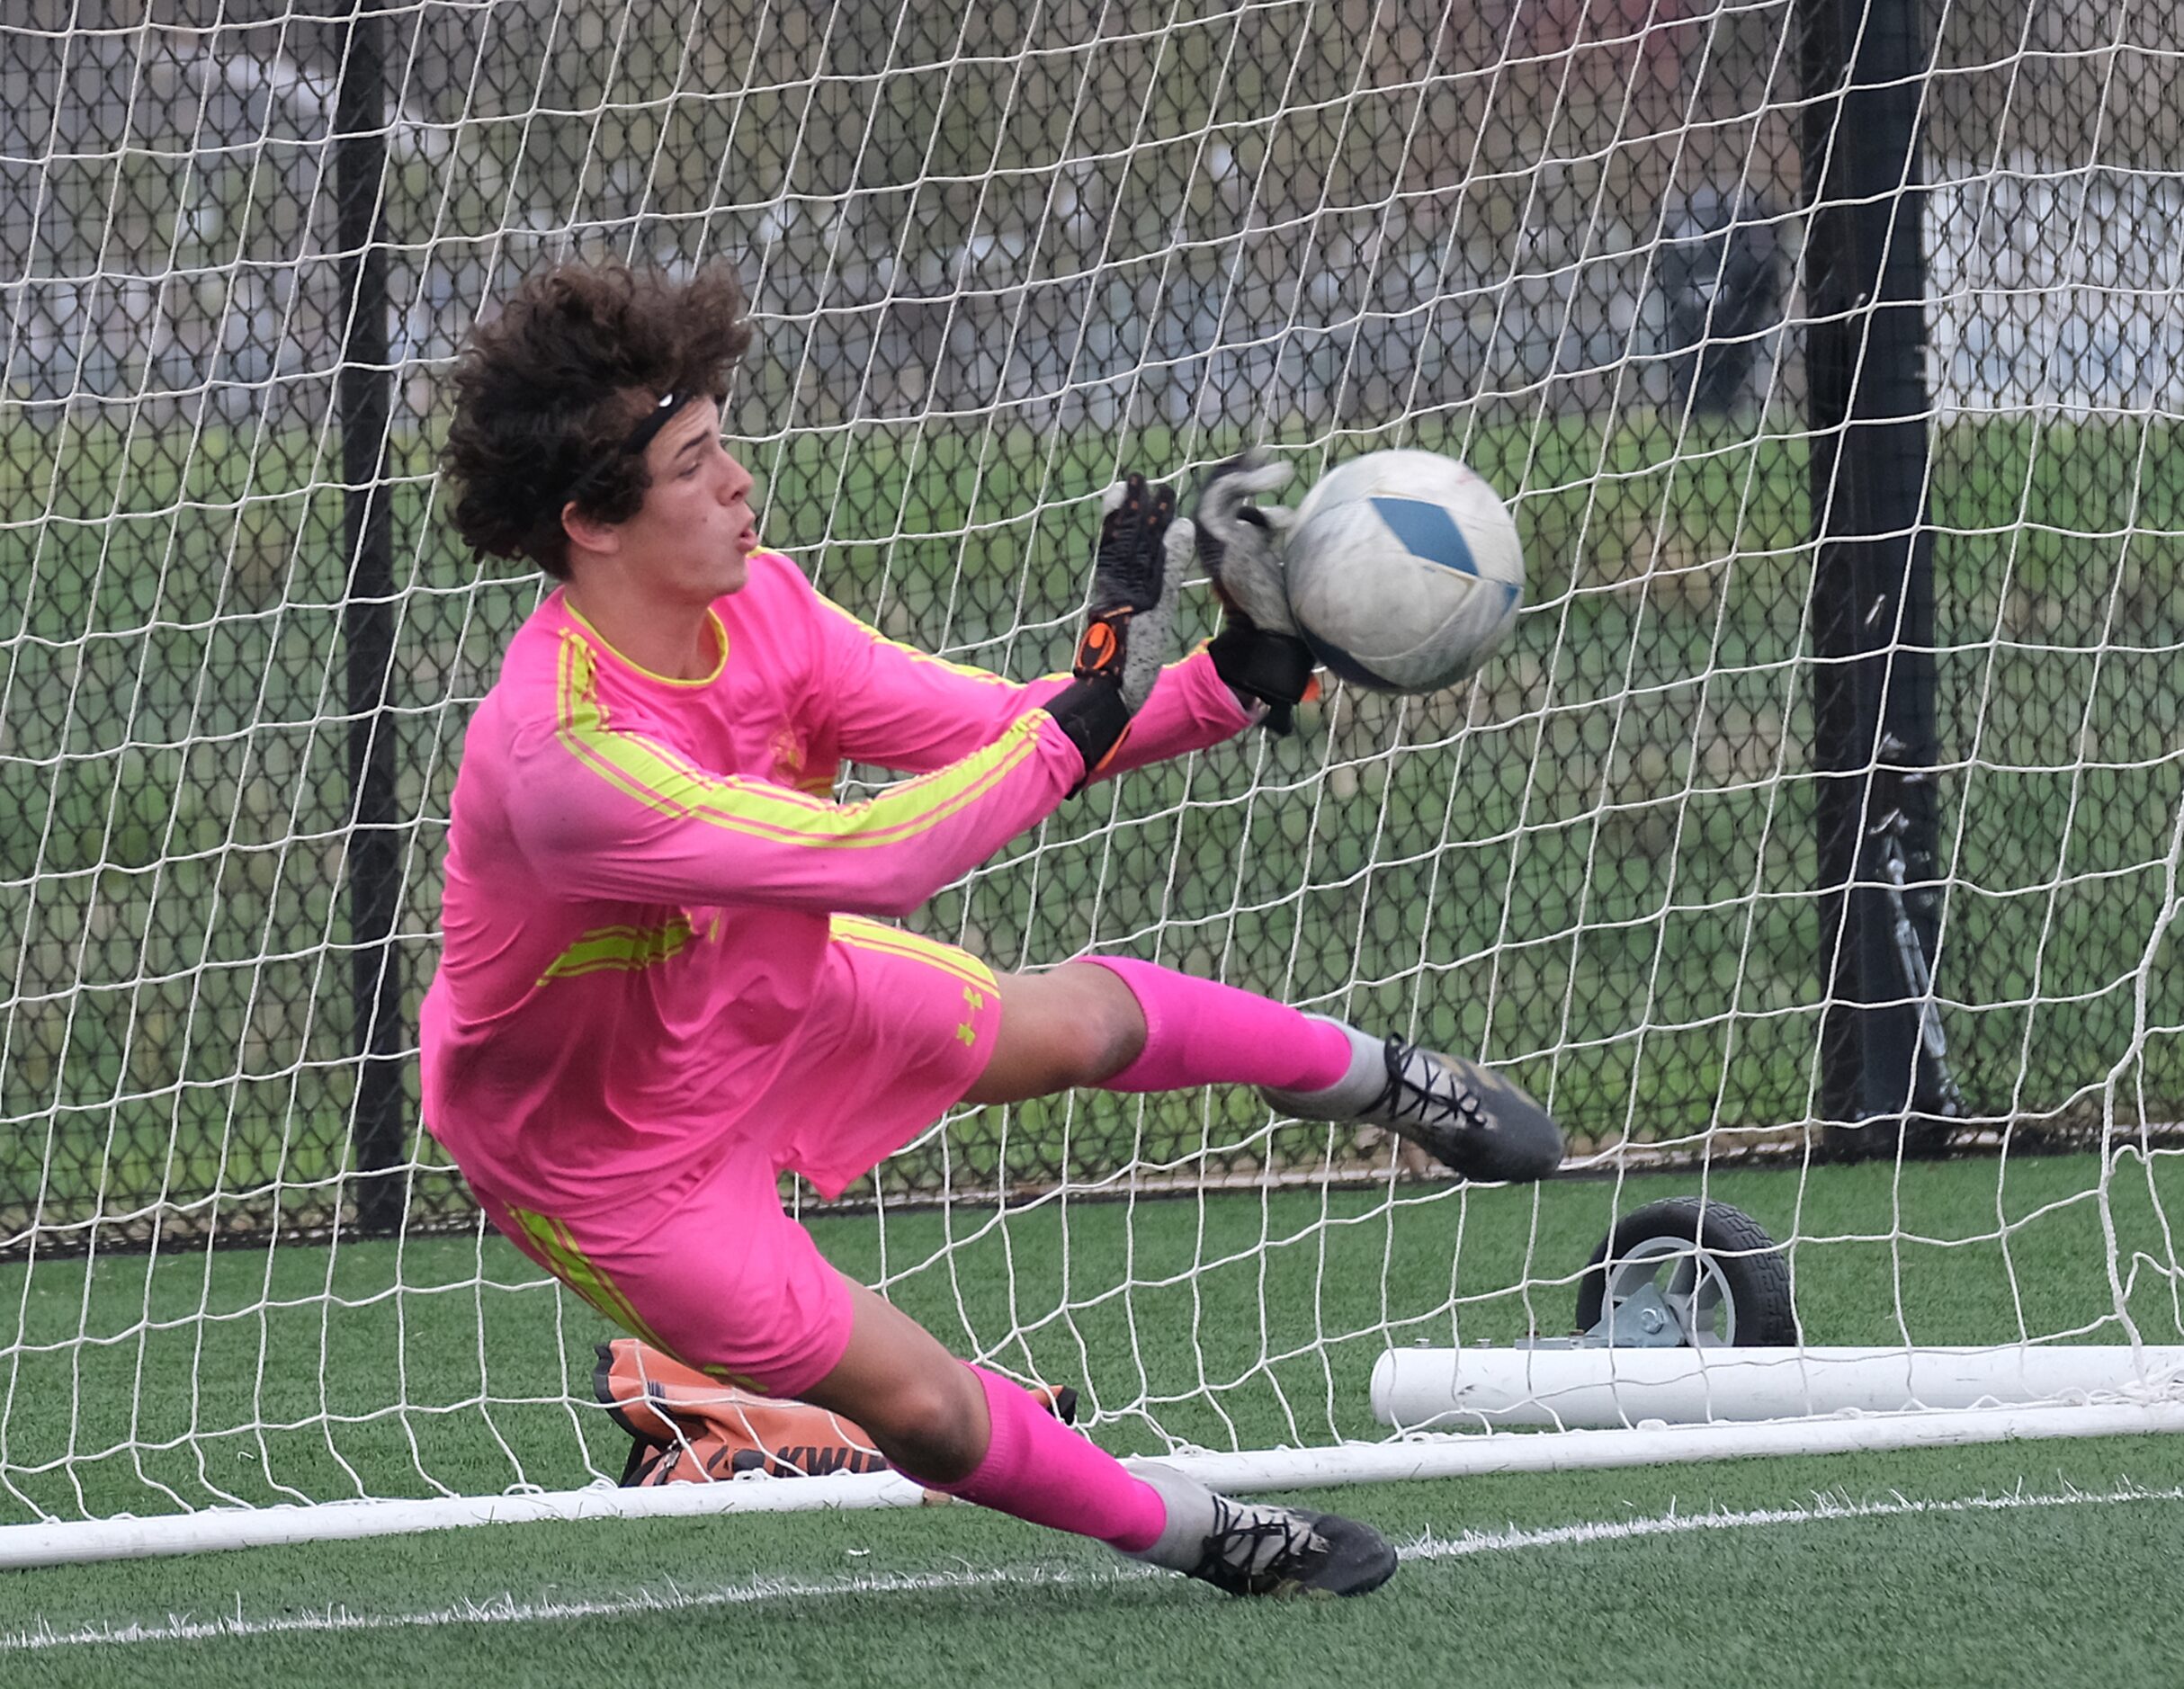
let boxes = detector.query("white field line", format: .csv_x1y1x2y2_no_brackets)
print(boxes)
4,1479,2180,1653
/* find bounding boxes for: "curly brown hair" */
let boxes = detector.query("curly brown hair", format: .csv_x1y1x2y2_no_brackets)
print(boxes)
441,259,752,578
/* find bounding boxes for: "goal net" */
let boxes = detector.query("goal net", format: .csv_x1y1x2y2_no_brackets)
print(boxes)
3,0,2180,1560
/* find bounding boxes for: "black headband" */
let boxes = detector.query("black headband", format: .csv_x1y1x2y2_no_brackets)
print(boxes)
559,389,700,514
622,389,697,458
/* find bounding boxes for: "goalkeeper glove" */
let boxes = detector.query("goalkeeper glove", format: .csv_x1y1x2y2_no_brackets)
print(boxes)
1043,472,1182,785
1187,451,1319,736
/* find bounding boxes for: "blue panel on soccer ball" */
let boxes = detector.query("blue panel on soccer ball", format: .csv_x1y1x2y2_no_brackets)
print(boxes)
1370,496,1480,577
1298,625,1397,693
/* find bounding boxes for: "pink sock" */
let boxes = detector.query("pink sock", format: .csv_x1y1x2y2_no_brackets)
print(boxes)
1080,957,1356,1095
912,1366,1166,1551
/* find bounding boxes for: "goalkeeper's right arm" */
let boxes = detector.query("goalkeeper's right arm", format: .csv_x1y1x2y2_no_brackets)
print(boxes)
499,697,1085,920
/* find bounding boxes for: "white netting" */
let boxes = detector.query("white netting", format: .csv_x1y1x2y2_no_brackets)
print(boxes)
1,1,2180,1540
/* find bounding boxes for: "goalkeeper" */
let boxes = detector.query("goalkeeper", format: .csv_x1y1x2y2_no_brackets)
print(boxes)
423,259,1562,1601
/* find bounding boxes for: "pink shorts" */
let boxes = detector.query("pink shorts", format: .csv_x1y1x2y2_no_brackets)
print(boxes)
471,916,1002,1396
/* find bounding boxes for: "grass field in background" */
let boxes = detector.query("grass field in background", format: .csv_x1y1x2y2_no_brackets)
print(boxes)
3,1150,2183,1685
4,411,2180,1239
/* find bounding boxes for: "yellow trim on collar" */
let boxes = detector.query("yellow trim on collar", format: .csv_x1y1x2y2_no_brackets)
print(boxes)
561,594,729,688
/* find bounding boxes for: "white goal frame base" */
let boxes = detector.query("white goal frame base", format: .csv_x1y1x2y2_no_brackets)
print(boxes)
7,1392,2184,1570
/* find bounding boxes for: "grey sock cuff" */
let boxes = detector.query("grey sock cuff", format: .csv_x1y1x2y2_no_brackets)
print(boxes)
1262,1016,1383,1117
1117,1459,1218,1571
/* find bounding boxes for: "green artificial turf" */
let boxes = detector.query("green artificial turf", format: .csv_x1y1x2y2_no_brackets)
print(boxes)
8,1438,2184,1688
4,1150,2180,1527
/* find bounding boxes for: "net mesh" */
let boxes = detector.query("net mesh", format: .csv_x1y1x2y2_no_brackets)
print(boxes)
1,1,2180,1525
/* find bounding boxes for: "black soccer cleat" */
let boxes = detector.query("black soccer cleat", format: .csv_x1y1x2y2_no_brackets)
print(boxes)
1182,1493,1399,1599
1261,1017,1564,1184
1123,1461,1398,1599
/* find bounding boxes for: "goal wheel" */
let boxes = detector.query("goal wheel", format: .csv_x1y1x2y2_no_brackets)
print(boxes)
1573,1196,1796,1347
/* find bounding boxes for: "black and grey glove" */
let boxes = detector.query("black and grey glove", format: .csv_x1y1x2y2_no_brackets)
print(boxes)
1043,472,1182,786
1186,451,1318,736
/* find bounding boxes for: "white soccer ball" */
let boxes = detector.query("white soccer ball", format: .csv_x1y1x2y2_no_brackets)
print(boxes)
1283,449,1525,695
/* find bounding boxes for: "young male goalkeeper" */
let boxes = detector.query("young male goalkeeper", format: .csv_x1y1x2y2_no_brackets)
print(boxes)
421,259,1562,1600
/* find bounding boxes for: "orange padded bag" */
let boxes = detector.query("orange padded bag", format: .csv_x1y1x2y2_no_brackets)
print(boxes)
592,1338,1077,1484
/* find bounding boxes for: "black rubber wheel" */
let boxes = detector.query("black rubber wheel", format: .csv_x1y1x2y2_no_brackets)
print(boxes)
1573,1195,1797,1346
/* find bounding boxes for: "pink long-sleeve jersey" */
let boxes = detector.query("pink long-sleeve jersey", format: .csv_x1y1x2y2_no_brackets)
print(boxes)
419,550,1250,1211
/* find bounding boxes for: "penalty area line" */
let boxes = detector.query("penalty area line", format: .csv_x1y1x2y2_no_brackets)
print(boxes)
5,1479,2180,1652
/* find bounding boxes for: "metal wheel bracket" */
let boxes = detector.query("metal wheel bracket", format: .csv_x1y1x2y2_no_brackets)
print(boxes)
1585,1280,1692,1347
1520,1281,1693,1350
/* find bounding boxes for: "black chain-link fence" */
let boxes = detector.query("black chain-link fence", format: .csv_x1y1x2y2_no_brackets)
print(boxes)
3,1,2178,1255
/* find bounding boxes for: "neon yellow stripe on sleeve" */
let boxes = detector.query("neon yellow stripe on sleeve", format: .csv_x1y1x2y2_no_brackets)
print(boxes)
553,631,1049,850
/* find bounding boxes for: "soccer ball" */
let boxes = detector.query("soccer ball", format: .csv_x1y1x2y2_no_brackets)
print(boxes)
1283,449,1525,695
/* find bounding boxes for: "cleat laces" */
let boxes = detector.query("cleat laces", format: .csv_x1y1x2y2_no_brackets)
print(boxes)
1191,1494,1330,1595
1370,1038,1489,1140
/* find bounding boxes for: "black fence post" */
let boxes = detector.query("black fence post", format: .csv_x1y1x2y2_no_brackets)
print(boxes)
1802,0,1960,1157
337,0,405,1230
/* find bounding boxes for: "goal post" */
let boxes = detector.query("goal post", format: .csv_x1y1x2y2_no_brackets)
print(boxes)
1803,0,1956,1148
3,0,2181,1567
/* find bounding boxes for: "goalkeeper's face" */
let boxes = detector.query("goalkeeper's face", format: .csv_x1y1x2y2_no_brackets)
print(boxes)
596,396,761,601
